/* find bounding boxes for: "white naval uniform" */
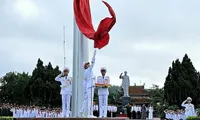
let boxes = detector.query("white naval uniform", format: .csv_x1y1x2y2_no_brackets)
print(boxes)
55,74,72,117
80,52,96,117
181,101,196,118
97,76,110,117
80,79,87,115
20,110,29,118
28,109,36,118
148,107,153,120
36,111,42,118
10,108,19,118
180,112,186,120
58,112,62,117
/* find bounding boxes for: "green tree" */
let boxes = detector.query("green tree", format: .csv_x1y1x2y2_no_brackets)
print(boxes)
149,85,164,105
181,54,199,105
108,85,121,105
94,85,121,105
0,72,30,104
25,59,61,106
164,54,200,106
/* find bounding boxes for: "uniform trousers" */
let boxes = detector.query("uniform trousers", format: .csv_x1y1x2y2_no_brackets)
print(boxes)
80,87,95,116
62,94,71,117
98,95,108,117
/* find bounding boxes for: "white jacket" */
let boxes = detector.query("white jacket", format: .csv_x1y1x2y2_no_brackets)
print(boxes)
55,74,72,95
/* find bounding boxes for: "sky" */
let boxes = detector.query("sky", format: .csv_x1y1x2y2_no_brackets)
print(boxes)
1,0,200,88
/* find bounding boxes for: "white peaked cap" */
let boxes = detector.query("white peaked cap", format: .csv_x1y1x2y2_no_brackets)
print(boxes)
187,97,192,101
100,67,107,71
63,67,70,72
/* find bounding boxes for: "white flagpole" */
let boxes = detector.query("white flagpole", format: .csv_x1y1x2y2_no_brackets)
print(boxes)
72,18,89,117
78,33,88,116
63,26,66,67
72,0,89,117
72,18,79,117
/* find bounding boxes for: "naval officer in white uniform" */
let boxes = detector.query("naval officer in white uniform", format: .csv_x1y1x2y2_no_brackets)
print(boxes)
181,97,196,118
97,67,110,118
80,50,97,118
55,67,72,117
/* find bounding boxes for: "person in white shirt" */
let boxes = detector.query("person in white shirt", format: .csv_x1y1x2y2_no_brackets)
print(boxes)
36,109,42,118
111,105,116,117
148,106,153,120
114,106,117,112
131,105,137,119
28,107,36,118
80,50,97,118
181,97,196,118
55,67,72,117
20,107,27,118
112,106,117,117
10,107,19,118
97,67,110,118
58,111,62,118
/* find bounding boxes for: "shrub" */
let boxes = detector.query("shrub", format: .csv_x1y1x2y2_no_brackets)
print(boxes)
0,116,13,120
186,116,200,120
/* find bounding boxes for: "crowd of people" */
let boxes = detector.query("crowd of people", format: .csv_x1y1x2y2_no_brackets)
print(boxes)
55,50,117,118
164,109,199,120
164,110,187,120
126,103,154,119
0,50,118,119
0,103,118,118
164,97,198,120
0,103,62,118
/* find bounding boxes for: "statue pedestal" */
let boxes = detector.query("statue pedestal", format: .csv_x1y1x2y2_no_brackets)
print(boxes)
122,96,131,106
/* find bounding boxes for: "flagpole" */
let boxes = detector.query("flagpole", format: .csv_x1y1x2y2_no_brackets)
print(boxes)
78,31,89,117
72,20,89,117
72,0,89,117
72,18,78,117
63,26,66,67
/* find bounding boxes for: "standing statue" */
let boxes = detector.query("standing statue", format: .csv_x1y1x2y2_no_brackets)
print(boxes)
119,71,130,97
181,97,196,118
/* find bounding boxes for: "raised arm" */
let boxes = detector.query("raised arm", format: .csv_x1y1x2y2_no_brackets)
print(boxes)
55,73,63,82
181,99,187,107
88,50,96,71
119,73,123,79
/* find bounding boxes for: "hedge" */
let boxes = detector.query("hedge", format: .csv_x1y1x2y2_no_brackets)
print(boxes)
0,116,13,120
186,116,200,120
0,109,13,116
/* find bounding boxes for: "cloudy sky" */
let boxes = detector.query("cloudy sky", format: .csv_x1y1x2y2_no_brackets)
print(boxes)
1,0,200,88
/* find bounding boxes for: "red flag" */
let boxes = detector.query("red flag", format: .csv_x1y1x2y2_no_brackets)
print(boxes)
74,0,116,49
